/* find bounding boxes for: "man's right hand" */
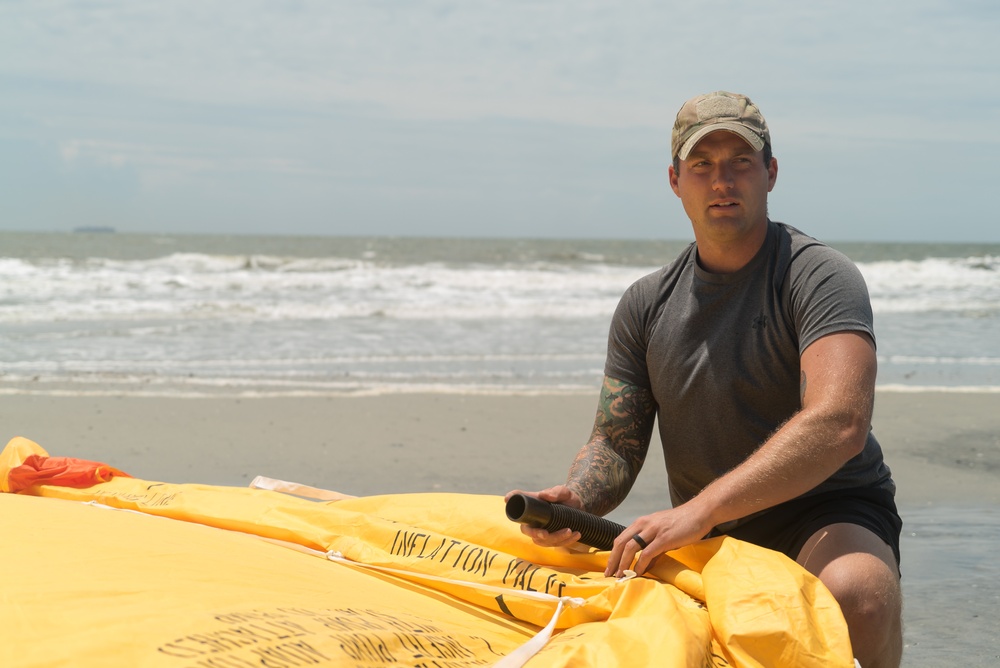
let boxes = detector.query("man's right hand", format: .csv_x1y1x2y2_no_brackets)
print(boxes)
503,485,585,547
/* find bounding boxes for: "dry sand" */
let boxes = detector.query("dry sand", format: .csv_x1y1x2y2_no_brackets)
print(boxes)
3,389,999,666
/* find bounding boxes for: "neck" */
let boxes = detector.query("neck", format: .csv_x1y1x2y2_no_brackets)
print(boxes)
694,220,769,274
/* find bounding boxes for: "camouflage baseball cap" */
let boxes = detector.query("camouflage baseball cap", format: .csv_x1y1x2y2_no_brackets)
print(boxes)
671,91,770,160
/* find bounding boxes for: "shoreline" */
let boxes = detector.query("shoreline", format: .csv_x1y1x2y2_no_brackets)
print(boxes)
2,383,999,402
2,389,997,510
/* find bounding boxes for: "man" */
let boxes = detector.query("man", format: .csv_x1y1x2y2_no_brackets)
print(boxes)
507,91,903,667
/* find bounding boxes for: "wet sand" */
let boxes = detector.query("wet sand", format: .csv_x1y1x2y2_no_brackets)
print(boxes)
2,389,998,666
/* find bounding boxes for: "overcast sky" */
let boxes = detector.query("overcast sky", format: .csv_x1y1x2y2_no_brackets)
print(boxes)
1,1,997,242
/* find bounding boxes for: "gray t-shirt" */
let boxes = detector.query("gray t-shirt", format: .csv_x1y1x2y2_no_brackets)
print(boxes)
605,221,894,515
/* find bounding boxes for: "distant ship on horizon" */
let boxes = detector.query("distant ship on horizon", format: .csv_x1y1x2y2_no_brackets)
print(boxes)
73,226,116,233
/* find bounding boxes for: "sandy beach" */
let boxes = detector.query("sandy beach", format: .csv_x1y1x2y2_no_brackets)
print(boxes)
3,389,999,666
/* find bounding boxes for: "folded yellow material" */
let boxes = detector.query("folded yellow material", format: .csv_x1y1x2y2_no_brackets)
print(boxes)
0,437,853,667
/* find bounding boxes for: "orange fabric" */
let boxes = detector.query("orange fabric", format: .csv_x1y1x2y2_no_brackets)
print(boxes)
7,454,130,493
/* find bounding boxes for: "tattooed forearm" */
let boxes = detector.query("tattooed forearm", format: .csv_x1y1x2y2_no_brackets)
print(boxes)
567,377,656,516
567,441,636,516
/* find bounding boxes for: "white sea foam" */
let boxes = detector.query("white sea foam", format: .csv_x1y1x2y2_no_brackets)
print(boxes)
859,255,1000,314
3,242,998,394
880,355,1000,367
1,253,647,323
4,252,997,324
875,384,1000,394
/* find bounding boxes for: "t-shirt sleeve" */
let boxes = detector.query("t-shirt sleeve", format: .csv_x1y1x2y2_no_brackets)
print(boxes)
789,246,875,353
604,276,656,389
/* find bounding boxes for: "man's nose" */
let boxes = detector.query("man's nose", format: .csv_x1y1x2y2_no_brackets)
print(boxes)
712,164,735,190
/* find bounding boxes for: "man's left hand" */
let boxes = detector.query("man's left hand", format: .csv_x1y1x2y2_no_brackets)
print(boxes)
604,504,712,577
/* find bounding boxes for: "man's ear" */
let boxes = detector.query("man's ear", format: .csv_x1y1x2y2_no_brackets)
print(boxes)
668,164,681,197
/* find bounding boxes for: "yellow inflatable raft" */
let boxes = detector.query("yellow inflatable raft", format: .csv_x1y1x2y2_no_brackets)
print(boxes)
0,437,853,667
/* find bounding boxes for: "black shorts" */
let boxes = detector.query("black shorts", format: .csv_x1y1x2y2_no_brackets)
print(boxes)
718,486,902,570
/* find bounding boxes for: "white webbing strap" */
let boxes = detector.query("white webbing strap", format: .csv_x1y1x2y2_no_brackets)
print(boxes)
489,595,569,668
249,476,356,501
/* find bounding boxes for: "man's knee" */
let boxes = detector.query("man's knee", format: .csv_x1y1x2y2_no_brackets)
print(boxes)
820,556,900,629
797,524,902,667
823,561,901,667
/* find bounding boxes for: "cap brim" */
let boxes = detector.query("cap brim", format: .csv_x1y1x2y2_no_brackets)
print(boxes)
677,123,765,160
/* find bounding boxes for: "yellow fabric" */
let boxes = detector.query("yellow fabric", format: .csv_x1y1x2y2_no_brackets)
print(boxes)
1,437,854,667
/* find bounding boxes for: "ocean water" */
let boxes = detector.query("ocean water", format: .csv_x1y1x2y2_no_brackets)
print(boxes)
2,231,999,397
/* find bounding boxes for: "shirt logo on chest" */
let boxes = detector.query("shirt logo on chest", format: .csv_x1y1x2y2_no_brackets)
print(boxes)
752,315,768,330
